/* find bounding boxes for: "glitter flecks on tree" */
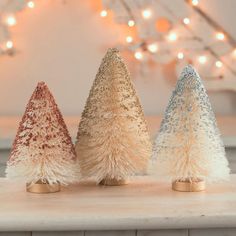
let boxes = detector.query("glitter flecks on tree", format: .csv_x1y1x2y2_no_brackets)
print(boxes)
75,48,152,185
151,65,230,191
6,82,77,192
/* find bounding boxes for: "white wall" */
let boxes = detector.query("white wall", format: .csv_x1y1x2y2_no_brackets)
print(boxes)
0,0,235,116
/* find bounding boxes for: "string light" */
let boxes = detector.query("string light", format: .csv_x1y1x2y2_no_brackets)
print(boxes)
183,18,190,25
134,51,143,60
142,9,152,19
147,43,158,53
216,32,225,41
100,10,108,17
192,0,199,6
167,32,177,42
6,40,13,49
6,16,16,26
27,1,35,9
128,20,135,27
177,52,184,59
215,61,223,68
198,55,207,64
99,0,236,80
126,36,133,43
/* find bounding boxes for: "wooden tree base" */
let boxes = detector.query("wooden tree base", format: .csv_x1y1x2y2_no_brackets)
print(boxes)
172,179,205,192
26,180,60,193
99,178,128,186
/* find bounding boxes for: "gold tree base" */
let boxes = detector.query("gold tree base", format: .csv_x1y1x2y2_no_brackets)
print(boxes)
99,178,128,186
172,179,205,192
26,180,60,193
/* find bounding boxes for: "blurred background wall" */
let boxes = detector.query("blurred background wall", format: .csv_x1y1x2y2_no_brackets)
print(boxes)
0,0,236,117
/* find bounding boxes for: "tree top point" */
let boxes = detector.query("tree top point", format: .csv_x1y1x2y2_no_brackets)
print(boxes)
175,64,204,91
182,64,196,74
179,64,202,82
107,48,119,54
33,81,51,100
37,81,47,88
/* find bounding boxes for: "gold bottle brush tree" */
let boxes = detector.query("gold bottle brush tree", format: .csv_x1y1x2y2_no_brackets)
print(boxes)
75,48,152,186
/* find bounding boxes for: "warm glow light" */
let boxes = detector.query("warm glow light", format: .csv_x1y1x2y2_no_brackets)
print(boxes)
233,49,236,57
142,9,152,19
215,60,223,68
168,32,177,41
198,55,207,64
177,52,184,59
27,1,35,8
6,16,16,26
128,20,135,27
183,18,190,25
134,51,143,60
192,0,199,6
147,43,158,53
100,10,108,17
126,36,133,43
6,40,13,49
216,32,225,41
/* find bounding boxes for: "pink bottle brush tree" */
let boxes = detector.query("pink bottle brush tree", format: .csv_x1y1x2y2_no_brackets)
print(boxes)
6,82,77,193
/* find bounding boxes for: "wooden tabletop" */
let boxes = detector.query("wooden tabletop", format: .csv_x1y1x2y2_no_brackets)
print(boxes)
0,175,236,231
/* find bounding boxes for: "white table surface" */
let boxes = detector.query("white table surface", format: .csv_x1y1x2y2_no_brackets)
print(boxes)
0,175,236,231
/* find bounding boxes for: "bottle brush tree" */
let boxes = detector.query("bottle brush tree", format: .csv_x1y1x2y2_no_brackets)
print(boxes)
152,65,230,192
6,82,77,193
75,48,151,185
